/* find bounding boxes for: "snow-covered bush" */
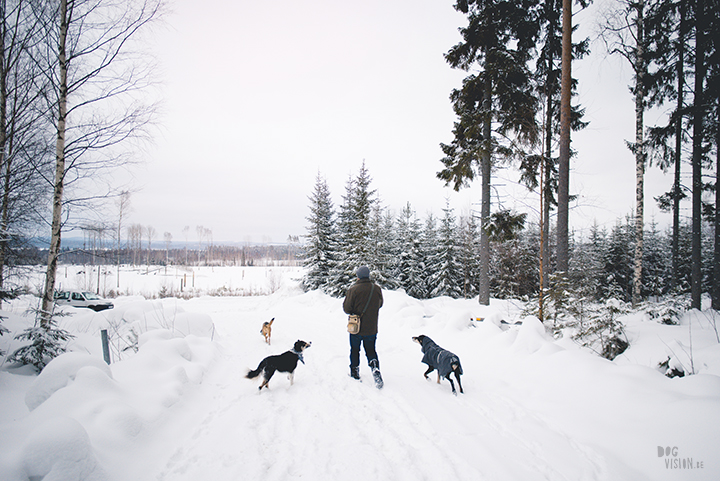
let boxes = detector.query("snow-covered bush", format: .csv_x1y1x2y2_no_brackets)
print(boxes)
569,298,630,360
639,294,688,325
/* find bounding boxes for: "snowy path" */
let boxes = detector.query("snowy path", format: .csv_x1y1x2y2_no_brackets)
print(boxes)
145,293,612,481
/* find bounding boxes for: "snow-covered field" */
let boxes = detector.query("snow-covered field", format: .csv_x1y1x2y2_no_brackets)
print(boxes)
0,265,719,481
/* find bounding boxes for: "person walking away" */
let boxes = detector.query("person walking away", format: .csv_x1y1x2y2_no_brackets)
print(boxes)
343,266,384,388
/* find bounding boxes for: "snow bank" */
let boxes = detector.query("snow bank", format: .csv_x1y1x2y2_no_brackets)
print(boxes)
25,352,113,411
21,417,109,481
0,266,718,481
0,298,218,481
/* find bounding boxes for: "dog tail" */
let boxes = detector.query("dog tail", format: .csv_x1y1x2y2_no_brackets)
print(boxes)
246,359,267,379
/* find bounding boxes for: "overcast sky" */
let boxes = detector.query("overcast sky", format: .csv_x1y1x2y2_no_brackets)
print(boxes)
126,0,675,244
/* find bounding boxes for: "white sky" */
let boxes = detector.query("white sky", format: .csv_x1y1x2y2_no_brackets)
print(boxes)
127,0,676,244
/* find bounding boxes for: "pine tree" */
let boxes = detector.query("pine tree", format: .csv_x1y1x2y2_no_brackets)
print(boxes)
690,0,707,309
302,173,338,293
521,0,588,300
707,0,720,309
645,0,689,292
439,0,540,305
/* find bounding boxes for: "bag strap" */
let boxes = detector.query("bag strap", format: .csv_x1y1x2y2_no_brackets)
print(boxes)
359,283,375,318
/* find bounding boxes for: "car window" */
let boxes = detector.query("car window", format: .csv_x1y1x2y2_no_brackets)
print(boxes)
83,292,101,300
71,292,84,301
55,292,70,300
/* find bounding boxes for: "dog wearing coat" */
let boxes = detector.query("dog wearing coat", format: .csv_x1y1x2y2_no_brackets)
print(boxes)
412,335,464,395
246,340,311,390
260,318,274,344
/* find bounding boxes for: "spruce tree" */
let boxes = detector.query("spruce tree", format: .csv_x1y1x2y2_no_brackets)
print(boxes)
602,216,636,301
420,213,439,299
8,315,74,372
458,214,481,299
430,202,463,299
330,163,376,297
302,173,338,293
642,220,670,298
368,203,397,290
394,203,417,294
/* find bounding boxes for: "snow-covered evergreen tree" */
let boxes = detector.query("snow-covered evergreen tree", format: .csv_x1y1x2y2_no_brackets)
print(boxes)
394,203,423,296
602,216,635,301
328,176,356,297
0,318,9,357
458,214,480,299
8,316,74,372
429,202,463,299
328,162,376,296
368,204,398,289
642,220,670,298
570,222,607,301
301,173,338,293
418,213,439,299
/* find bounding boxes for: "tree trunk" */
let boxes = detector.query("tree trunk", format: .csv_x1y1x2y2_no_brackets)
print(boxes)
0,6,7,308
714,116,720,310
543,67,553,293
691,0,704,310
539,78,553,321
41,0,69,326
479,75,491,306
671,0,686,292
632,0,645,307
557,0,572,275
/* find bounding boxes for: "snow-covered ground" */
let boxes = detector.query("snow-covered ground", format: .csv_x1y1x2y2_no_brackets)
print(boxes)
0,265,718,480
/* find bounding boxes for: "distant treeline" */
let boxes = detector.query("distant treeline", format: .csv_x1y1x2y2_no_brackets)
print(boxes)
7,242,301,267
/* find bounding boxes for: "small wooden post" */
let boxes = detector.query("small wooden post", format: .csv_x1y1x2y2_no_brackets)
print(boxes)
101,329,111,364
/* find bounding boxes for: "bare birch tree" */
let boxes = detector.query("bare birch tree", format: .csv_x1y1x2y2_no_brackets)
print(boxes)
0,0,52,306
115,190,130,287
145,224,155,268
38,0,163,323
601,0,650,307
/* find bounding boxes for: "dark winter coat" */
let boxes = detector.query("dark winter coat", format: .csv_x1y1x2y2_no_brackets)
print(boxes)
419,336,463,377
343,278,383,336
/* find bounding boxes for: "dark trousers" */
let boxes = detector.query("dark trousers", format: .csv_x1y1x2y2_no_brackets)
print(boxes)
349,333,378,369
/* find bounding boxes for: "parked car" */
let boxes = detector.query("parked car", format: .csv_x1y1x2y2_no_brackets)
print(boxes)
54,290,114,311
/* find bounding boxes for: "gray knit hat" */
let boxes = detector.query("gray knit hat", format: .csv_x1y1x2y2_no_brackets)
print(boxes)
356,266,370,279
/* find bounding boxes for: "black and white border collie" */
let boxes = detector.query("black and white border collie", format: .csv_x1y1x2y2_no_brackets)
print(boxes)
246,340,312,390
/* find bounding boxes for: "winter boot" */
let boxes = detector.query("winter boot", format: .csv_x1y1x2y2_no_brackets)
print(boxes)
350,366,360,380
369,359,383,389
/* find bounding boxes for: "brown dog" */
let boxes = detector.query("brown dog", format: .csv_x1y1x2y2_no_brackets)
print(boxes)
261,318,274,344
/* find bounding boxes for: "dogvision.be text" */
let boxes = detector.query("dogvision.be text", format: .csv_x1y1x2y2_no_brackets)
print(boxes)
657,447,705,470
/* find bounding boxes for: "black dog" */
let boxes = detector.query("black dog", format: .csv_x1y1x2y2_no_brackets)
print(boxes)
246,340,312,390
412,335,463,395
